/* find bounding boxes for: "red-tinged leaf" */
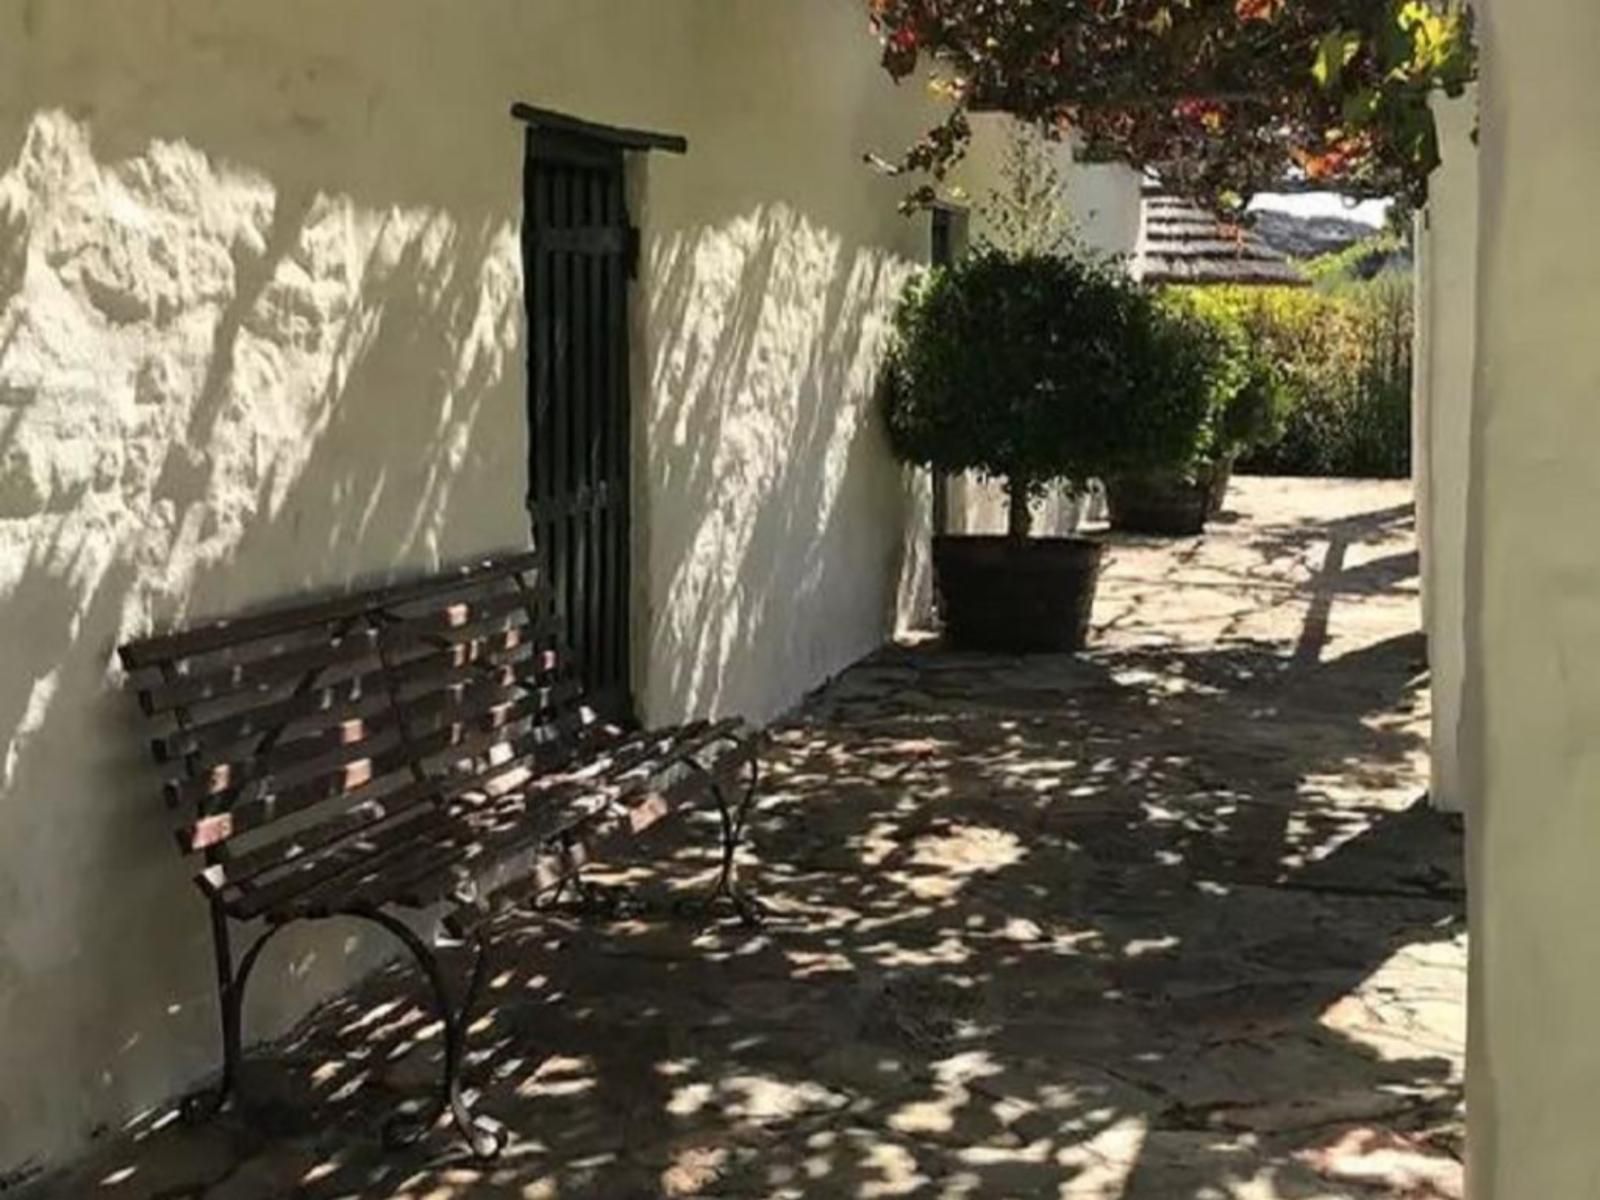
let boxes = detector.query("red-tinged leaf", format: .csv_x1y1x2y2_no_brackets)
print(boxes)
1235,0,1285,23
868,0,1477,211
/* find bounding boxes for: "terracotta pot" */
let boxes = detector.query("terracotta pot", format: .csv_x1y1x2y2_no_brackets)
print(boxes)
1105,474,1210,537
933,535,1105,653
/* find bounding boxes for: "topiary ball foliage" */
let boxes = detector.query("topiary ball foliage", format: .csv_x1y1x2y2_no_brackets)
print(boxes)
883,248,1215,500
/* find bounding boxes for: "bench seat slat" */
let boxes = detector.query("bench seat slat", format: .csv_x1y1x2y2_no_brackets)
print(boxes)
138,600,557,717
203,789,443,899
372,725,756,914
195,686,573,819
178,699,600,853
230,804,460,921
285,794,602,919
166,673,584,810
233,722,753,923
373,736,757,914
204,711,616,895
151,634,557,764
119,552,542,670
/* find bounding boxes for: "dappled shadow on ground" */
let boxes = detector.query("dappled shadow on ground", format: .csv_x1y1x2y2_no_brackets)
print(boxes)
43,480,1461,1199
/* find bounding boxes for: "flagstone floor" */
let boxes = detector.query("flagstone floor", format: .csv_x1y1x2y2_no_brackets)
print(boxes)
39,476,1463,1199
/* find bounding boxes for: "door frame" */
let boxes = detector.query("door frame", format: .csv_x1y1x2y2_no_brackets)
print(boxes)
515,105,686,722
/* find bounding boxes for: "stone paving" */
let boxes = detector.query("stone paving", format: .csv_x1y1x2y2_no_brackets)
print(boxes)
37,477,1463,1199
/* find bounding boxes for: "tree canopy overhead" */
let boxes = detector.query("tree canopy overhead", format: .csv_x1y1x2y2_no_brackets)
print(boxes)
868,0,1475,211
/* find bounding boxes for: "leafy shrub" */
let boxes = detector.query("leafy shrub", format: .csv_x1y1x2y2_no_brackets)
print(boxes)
1157,289,1291,470
1175,280,1413,479
884,247,1214,536
1129,300,1240,477
1220,361,1294,458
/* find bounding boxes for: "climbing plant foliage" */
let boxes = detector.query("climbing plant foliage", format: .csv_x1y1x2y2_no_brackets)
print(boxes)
868,0,1475,210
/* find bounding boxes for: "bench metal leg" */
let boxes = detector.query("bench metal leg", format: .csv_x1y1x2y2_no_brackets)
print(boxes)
546,832,620,917
353,909,507,1161
188,903,505,1161
184,906,287,1123
681,750,766,928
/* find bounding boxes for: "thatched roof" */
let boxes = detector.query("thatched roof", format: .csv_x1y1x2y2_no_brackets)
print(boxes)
1135,191,1309,288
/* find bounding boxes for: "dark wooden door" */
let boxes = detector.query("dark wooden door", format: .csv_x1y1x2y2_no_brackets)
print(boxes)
524,130,634,721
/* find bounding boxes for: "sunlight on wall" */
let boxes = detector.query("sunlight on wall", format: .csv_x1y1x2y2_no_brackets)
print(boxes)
0,0,1006,1170
0,108,525,1165
642,203,921,723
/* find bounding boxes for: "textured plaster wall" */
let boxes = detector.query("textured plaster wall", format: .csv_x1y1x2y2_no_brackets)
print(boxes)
1464,1,1600,1194
0,0,954,1172
1414,89,1478,814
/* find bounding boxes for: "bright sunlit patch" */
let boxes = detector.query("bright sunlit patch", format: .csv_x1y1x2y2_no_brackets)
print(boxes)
327,1070,370,1103
911,825,1025,874
3,670,59,792
1320,938,1466,1075
336,998,404,1037
869,936,971,968
146,1109,179,1134
300,1158,341,1185
955,1139,1052,1167
715,1074,846,1124
1053,1114,1150,1191
892,1084,970,1135
1124,936,1180,958
667,1081,715,1116
783,948,854,977
857,1139,929,1198
517,1055,597,1100
1000,917,1046,942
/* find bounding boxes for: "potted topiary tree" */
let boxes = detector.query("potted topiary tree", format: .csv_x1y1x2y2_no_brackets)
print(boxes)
1205,354,1292,516
883,247,1209,652
1105,292,1291,534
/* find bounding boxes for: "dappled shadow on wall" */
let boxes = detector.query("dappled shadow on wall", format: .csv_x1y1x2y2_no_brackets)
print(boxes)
638,203,926,726
0,108,525,1168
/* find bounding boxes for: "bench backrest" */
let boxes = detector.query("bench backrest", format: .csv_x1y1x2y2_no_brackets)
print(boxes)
118,554,606,881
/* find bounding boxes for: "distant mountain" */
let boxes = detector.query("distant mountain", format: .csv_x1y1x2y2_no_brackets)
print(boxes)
1248,209,1381,260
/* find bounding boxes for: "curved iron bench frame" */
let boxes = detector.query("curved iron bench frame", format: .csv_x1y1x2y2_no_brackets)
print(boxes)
118,553,762,1158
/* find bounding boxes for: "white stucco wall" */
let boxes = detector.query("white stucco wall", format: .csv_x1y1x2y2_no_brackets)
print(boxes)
0,0,959,1173
1463,1,1600,1194
1414,88,1479,814
954,114,1144,266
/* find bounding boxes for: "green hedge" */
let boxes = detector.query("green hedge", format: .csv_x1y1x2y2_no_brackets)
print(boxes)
1172,277,1414,479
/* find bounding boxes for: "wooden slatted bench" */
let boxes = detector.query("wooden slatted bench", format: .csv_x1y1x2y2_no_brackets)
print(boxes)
117,552,762,1158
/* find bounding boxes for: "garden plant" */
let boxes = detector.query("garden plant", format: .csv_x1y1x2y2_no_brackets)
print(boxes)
884,247,1213,649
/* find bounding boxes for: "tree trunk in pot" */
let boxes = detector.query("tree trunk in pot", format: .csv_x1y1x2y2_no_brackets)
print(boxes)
1007,478,1032,542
